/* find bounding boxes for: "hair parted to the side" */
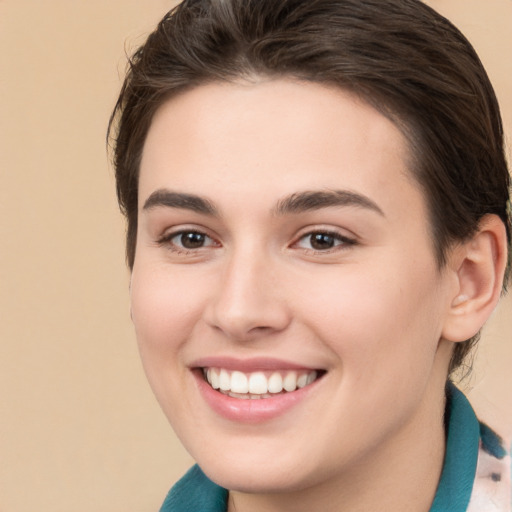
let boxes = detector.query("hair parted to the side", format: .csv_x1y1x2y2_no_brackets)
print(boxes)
108,0,511,374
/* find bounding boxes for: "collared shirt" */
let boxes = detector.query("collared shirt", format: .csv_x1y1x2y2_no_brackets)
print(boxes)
160,383,511,512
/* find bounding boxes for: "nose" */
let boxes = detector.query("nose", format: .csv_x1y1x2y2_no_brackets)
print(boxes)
203,248,292,341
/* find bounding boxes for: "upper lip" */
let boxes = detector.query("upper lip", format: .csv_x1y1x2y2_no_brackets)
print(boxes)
190,356,322,372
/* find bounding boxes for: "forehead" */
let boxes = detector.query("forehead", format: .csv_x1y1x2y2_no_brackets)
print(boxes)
139,79,424,227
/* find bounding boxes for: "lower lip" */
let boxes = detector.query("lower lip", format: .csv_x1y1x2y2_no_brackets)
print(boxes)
193,370,320,424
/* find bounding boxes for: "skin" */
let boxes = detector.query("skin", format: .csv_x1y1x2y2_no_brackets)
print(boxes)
130,79,497,511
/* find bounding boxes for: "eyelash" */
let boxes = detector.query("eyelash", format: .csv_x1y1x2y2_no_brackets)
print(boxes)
293,230,357,253
156,229,219,254
156,228,357,255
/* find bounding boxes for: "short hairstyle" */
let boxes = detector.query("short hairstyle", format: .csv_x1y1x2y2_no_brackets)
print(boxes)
108,0,511,373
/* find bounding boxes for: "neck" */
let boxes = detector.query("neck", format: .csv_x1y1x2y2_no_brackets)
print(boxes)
228,375,448,512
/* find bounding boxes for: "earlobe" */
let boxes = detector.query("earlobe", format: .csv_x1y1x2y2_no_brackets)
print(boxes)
442,214,508,343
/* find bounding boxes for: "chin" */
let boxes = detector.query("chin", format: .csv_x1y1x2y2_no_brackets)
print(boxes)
203,461,309,494
192,441,329,494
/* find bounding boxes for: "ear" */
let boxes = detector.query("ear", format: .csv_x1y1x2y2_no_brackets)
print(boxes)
442,214,508,343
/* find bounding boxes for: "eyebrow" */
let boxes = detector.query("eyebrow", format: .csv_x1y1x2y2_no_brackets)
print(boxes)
273,189,385,217
142,189,218,215
142,188,384,218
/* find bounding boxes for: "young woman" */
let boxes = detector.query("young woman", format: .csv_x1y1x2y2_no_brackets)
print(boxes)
109,0,511,510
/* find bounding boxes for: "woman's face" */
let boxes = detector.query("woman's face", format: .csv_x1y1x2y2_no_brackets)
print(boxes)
131,80,456,493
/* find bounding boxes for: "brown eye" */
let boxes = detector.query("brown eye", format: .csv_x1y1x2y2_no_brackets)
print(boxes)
295,231,356,252
160,230,218,251
310,233,336,250
179,232,207,249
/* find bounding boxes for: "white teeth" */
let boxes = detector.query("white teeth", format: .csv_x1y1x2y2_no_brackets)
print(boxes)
204,368,319,398
267,372,283,393
230,371,249,394
283,371,297,392
228,391,250,399
210,369,220,389
219,369,230,391
248,372,267,394
307,371,317,385
297,373,308,389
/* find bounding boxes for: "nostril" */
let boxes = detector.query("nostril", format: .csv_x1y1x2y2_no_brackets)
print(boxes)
249,325,274,334
206,311,290,342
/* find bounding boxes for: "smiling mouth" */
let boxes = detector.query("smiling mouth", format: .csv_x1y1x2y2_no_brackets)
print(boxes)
201,368,324,399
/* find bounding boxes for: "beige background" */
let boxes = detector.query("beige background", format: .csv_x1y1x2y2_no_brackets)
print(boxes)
0,1,510,511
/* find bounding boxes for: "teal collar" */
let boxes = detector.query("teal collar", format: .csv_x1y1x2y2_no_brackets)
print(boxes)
161,382,480,512
429,382,480,511
160,464,228,512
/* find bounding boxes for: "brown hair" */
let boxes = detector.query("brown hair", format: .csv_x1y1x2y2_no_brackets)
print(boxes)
108,0,511,373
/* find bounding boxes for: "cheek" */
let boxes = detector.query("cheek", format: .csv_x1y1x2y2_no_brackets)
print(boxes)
130,264,208,363
129,264,213,422
297,258,444,383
